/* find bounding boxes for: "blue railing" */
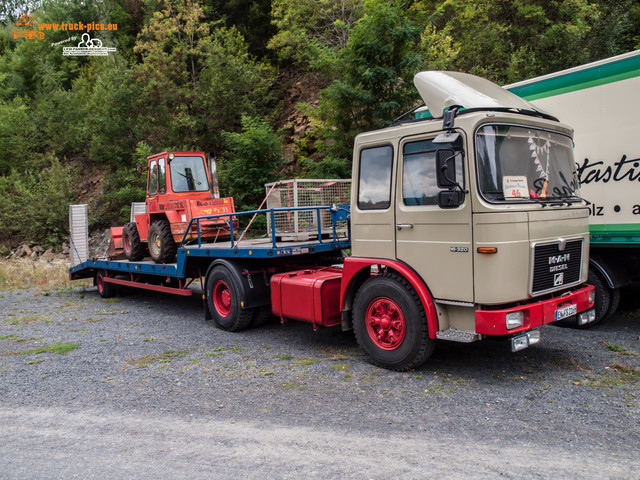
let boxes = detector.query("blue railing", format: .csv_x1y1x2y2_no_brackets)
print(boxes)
179,205,350,249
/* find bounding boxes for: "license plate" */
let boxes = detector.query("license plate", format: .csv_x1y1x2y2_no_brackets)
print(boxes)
555,304,577,321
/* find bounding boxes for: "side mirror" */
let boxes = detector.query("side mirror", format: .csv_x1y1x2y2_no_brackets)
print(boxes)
436,149,457,188
136,163,143,174
439,190,464,209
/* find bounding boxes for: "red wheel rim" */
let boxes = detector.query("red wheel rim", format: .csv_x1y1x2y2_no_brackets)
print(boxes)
97,274,104,293
213,280,232,316
123,234,131,254
365,297,406,350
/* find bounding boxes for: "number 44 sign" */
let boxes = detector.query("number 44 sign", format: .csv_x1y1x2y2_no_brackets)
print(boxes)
502,175,530,199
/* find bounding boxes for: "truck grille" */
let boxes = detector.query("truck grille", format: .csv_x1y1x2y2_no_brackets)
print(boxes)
531,239,583,295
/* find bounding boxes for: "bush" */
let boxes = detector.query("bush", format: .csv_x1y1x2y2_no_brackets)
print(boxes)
219,115,284,230
0,155,78,247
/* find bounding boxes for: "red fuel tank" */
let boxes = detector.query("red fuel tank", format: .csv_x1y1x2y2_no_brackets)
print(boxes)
270,268,343,327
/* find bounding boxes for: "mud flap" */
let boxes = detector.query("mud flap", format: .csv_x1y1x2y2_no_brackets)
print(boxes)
203,293,212,321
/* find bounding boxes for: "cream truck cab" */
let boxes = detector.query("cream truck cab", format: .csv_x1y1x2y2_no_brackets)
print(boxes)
342,71,595,368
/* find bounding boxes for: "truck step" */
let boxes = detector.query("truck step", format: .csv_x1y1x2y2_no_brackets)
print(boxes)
436,329,479,343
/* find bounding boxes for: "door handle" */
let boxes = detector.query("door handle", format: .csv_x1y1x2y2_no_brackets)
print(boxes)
395,223,414,231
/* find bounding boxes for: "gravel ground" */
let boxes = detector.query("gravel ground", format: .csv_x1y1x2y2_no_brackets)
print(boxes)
0,285,639,478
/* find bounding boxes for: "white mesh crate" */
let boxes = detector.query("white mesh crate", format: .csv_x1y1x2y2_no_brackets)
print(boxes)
265,179,351,240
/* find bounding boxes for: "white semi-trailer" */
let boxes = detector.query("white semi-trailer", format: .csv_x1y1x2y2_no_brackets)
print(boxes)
507,50,640,323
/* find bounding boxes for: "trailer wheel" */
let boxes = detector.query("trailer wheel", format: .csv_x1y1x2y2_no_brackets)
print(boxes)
123,222,145,261
148,220,177,264
96,270,114,298
353,272,435,371
206,266,253,332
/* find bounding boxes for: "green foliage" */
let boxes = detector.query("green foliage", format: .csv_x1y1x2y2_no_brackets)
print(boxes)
92,141,149,228
219,115,283,213
86,66,145,166
307,0,424,163
197,26,276,152
0,155,78,246
268,0,364,67
0,96,39,175
415,0,603,83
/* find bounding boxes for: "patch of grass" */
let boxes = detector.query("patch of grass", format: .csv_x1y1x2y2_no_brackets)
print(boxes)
25,358,46,365
9,342,80,355
0,258,90,290
127,349,189,368
277,354,293,361
5,314,50,325
330,364,351,371
600,342,636,356
585,363,640,388
293,358,318,366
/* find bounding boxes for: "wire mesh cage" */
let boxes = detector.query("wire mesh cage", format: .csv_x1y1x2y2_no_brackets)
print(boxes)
265,179,351,240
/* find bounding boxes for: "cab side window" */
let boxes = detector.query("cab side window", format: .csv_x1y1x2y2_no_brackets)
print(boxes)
148,160,158,195
402,139,464,206
158,157,166,194
357,146,393,210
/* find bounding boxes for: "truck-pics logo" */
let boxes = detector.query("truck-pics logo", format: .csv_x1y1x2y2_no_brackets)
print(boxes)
11,14,44,40
554,272,564,286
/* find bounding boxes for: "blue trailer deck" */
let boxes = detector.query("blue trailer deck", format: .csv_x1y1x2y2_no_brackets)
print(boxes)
69,205,351,285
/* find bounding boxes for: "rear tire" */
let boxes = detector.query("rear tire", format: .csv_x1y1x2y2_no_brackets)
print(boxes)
148,220,177,264
96,270,114,298
206,266,253,331
122,222,145,261
353,272,435,371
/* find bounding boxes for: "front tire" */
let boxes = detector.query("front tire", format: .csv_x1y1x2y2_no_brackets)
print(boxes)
148,220,177,264
353,272,435,371
206,266,253,331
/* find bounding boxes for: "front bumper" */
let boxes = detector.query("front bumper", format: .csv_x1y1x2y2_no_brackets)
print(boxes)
475,284,595,336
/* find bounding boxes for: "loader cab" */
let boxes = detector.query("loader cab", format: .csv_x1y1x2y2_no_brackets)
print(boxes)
146,152,211,201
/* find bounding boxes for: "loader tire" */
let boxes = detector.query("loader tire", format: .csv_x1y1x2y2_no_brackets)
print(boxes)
123,222,145,261
148,220,177,264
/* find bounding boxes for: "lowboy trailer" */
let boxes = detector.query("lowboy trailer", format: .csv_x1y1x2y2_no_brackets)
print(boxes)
70,70,596,371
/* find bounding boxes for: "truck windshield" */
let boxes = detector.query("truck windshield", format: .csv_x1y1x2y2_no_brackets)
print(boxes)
170,156,209,192
475,124,579,203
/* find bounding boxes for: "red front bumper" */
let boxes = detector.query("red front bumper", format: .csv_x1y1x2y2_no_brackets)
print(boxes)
475,285,594,336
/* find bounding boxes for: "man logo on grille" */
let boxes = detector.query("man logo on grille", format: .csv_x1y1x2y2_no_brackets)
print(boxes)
554,272,564,286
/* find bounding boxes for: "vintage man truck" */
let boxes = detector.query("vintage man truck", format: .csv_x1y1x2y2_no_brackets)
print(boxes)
507,50,640,323
69,71,595,370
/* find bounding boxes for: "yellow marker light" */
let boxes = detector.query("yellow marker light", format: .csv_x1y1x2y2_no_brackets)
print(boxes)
477,247,498,254
249,250,252,256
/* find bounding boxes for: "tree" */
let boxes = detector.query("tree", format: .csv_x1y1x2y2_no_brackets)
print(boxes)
132,0,210,148
268,0,364,67
218,115,283,212
413,0,602,83
303,0,425,174
197,26,276,154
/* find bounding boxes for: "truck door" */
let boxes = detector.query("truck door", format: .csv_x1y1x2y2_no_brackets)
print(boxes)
351,144,397,260
394,135,474,302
